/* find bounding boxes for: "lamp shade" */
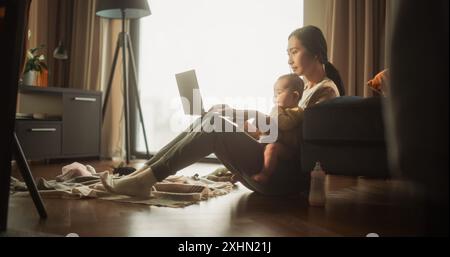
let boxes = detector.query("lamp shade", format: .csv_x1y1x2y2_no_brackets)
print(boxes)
53,41,68,60
96,0,151,19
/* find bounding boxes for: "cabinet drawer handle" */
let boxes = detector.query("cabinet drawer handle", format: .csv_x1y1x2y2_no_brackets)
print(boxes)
73,97,96,102
29,128,57,132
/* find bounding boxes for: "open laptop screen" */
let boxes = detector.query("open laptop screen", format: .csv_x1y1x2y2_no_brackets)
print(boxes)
175,70,206,116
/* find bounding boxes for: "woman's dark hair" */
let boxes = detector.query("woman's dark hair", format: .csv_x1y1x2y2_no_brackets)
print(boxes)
289,25,345,96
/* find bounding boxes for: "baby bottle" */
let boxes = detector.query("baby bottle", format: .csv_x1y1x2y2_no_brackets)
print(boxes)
308,162,326,207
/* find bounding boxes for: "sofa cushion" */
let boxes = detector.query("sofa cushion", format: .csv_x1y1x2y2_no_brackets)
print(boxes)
302,96,386,143
301,142,389,177
300,96,389,178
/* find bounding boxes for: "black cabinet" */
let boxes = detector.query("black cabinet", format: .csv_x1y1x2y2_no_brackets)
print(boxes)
15,121,62,159
15,85,102,160
62,93,102,156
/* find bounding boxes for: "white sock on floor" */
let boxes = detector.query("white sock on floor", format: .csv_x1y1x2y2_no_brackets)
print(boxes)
100,167,157,198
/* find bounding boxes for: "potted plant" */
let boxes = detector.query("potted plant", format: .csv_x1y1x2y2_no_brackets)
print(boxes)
22,44,48,86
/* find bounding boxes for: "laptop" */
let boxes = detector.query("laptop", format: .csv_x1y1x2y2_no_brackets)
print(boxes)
175,70,207,116
175,69,240,126
175,70,270,139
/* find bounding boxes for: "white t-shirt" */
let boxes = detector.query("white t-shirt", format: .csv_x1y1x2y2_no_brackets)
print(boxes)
298,77,340,109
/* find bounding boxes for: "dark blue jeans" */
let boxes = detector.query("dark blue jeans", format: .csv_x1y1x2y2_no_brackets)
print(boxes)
146,112,307,195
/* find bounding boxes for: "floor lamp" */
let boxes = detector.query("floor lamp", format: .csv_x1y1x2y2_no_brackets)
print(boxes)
53,40,68,87
96,0,150,164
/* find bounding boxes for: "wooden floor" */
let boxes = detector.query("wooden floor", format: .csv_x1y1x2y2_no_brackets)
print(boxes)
5,160,427,237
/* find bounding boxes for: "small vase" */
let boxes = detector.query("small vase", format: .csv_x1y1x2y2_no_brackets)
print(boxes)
37,69,48,87
23,71,38,86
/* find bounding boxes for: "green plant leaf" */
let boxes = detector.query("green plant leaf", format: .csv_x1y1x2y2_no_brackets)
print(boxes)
40,62,48,70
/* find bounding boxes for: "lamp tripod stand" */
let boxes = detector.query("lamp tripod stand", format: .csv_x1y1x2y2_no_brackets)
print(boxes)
102,13,150,164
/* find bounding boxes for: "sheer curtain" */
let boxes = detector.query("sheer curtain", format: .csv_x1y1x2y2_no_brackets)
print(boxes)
137,0,303,153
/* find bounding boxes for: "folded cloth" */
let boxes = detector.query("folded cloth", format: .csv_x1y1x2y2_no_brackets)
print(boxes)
56,162,97,182
163,174,234,198
205,166,235,182
152,183,210,201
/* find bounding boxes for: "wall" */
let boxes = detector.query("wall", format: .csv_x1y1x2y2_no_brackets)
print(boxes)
303,0,334,46
304,0,328,33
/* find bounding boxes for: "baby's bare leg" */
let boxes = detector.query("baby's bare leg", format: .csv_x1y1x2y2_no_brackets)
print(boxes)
253,143,284,183
263,143,279,176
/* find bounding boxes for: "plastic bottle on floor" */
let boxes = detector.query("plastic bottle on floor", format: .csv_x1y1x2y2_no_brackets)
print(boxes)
308,162,326,207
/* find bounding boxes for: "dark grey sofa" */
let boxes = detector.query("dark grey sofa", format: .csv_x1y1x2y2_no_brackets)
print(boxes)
300,96,389,178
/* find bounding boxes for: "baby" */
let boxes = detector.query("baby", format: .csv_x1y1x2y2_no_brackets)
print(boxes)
251,74,304,183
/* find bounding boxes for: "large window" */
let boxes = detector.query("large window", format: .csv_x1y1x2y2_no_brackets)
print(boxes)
136,0,303,154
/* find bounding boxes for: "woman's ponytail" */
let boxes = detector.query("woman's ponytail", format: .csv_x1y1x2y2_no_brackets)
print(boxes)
324,61,345,96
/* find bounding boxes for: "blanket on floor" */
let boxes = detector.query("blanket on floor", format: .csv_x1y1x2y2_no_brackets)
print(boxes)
10,166,235,208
